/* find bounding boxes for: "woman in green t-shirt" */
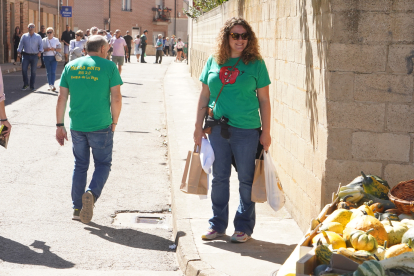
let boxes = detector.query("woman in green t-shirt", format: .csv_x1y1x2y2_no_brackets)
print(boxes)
194,17,271,243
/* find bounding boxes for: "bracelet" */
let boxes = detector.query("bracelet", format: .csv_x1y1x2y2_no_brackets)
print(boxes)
56,123,64,127
0,118,7,121
112,122,117,125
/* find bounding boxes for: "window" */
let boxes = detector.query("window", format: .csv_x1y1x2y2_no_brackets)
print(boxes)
122,0,132,11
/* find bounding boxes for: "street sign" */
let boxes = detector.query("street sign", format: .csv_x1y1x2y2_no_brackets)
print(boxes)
61,6,72,17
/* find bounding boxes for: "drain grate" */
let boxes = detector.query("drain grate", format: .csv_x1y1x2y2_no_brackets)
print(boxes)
112,213,172,229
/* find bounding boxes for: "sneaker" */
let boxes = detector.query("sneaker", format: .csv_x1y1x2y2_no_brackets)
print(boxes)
231,231,251,243
30,87,36,91
48,85,53,91
80,191,95,223
52,85,56,91
72,209,81,220
201,229,225,240
21,85,29,90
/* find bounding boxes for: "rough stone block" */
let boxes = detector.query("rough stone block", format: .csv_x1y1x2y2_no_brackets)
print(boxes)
392,0,414,11
327,128,353,160
328,102,385,131
354,74,413,102
327,72,354,101
386,104,414,132
385,164,414,188
352,132,410,162
388,45,414,74
392,14,414,42
328,44,387,72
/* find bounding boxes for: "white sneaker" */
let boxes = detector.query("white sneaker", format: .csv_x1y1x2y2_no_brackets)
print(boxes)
230,231,251,243
48,85,53,91
201,229,225,240
52,85,56,91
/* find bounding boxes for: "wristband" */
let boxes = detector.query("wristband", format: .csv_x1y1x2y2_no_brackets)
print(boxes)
56,123,64,127
112,123,117,125
0,118,8,121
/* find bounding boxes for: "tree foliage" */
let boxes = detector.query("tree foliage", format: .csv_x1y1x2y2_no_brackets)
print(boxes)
184,0,228,19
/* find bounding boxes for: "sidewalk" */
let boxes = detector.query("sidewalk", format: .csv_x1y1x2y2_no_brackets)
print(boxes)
164,61,304,276
1,59,44,75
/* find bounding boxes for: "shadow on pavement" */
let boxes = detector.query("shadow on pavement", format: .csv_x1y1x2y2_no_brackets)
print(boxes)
0,236,75,268
123,82,143,86
203,238,296,264
123,131,150,134
84,222,184,252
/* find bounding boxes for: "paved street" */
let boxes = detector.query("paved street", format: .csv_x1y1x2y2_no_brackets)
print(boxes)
0,57,182,275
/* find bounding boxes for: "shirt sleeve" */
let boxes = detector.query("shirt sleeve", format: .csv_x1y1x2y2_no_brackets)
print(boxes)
69,40,74,52
38,36,44,53
109,64,123,88
0,69,5,102
59,66,69,88
256,59,271,89
123,39,127,47
17,35,24,53
199,56,213,85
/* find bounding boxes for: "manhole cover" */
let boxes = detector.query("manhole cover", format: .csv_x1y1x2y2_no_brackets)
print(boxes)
112,213,172,229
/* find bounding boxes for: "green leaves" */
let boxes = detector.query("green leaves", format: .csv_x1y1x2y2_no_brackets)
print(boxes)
184,0,228,19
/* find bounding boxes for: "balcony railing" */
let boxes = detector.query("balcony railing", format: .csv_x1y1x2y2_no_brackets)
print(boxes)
152,7,172,25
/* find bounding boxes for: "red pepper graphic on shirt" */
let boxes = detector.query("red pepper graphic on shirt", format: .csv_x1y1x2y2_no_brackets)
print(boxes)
219,66,240,85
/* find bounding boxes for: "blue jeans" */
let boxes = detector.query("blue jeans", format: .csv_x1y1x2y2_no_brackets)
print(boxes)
43,56,57,85
21,54,38,88
70,126,114,209
208,125,259,236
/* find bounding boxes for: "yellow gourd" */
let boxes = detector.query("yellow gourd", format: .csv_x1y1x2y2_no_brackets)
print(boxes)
312,231,346,250
322,209,353,228
371,240,388,261
382,218,409,246
320,222,344,234
344,215,388,246
384,239,413,259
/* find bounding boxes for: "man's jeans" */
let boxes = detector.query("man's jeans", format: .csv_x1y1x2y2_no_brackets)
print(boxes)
140,44,146,62
208,125,259,236
71,126,114,210
125,46,131,62
155,50,163,63
21,54,38,88
43,56,57,85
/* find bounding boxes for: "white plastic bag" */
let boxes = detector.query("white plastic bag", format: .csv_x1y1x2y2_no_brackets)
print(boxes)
263,150,285,212
199,138,214,200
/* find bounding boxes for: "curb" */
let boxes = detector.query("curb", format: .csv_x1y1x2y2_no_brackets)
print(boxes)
163,61,228,276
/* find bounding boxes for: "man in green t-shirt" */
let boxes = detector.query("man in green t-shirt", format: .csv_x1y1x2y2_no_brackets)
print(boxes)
140,30,148,63
56,35,123,224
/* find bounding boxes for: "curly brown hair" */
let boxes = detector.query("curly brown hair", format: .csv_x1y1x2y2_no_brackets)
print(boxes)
213,17,262,65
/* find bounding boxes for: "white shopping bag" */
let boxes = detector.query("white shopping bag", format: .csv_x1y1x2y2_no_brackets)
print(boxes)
263,150,285,212
199,138,214,200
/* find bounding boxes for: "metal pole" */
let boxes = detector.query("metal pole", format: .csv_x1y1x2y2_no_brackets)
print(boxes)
174,0,176,35
38,0,41,32
109,0,111,31
66,0,68,25
57,0,60,37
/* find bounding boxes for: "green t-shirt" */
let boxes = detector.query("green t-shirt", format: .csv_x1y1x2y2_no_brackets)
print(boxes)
60,56,123,132
199,55,271,129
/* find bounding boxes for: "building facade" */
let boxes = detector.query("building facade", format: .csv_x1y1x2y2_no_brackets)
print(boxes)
72,0,188,55
0,0,75,64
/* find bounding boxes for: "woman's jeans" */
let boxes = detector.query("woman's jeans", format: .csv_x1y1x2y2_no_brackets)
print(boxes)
70,126,113,210
43,56,57,86
208,125,259,236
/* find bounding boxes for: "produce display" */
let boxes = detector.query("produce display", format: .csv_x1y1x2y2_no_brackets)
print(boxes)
310,172,414,276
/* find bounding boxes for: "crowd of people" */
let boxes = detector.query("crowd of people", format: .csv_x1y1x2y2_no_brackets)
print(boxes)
11,23,188,92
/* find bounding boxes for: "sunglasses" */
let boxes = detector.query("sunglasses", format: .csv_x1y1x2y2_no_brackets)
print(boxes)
47,31,53,34
76,34,81,36
28,26,35,29
230,32,249,40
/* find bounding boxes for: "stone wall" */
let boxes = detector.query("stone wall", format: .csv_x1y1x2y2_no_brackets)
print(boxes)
189,0,414,232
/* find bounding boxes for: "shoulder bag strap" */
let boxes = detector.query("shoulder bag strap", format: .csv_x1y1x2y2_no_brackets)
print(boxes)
210,56,243,112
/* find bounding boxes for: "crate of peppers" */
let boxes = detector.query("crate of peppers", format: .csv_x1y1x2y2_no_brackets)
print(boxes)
281,172,414,276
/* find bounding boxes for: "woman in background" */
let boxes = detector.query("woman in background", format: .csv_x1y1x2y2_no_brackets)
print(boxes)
134,34,141,62
42,27,61,91
69,30,87,62
13,26,22,65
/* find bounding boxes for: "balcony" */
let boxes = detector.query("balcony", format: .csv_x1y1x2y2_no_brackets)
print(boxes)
152,7,172,25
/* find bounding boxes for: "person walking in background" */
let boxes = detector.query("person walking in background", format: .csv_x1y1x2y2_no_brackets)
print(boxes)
84,29,90,39
61,25,75,66
170,35,176,56
134,34,141,62
90,27,98,36
175,38,185,62
17,23,43,91
183,41,188,61
194,17,271,243
106,30,112,42
13,26,22,65
140,30,148,63
38,25,46,68
123,31,132,63
69,30,87,62
155,34,163,64
0,69,12,138
42,27,61,92
164,37,170,56
162,36,166,55
110,30,128,74
56,35,123,224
